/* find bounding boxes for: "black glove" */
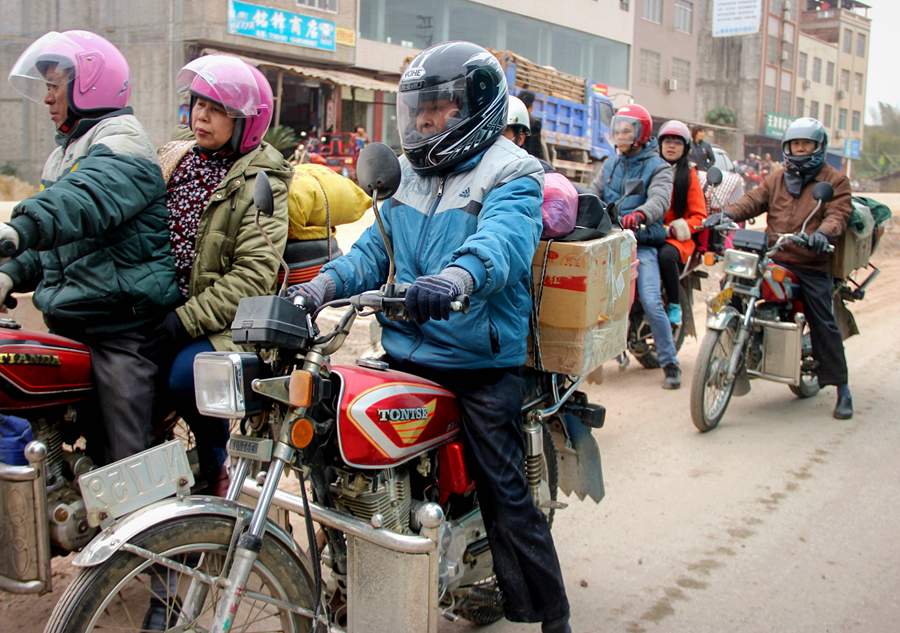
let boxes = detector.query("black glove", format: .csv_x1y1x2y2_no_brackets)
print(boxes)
620,211,645,230
807,230,831,254
285,274,335,311
139,311,192,367
704,211,733,228
405,269,470,324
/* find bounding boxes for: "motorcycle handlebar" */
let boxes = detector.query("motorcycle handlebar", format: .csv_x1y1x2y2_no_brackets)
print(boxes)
351,292,470,315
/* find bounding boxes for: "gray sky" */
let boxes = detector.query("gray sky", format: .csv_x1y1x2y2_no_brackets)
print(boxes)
863,0,895,123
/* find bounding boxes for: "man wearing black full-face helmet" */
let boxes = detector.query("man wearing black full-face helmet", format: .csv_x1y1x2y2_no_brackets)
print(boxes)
288,41,571,632
723,117,855,419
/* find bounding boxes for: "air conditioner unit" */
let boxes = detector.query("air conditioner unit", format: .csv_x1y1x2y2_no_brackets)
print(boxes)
783,0,792,13
781,51,790,63
838,89,847,99
834,129,843,138
666,78,678,91
803,78,812,89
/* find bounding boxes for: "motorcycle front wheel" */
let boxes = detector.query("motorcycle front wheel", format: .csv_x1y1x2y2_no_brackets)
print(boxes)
44,515,315,633
691,322,740,432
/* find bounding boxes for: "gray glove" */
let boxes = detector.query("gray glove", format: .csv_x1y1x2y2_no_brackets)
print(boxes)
0,272,13,313
807,230,831,254
406,267,473,324
285,273,336,310
0,223,19,259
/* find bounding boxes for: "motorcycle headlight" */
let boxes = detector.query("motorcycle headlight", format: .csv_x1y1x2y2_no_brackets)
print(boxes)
193,352,261,419
722,249,759,280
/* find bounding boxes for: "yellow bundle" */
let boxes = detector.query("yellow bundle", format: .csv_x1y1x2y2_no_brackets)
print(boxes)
288,164,372,240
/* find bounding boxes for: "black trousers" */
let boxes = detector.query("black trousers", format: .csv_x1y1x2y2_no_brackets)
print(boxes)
658,242,682,305
389,359,569,623
779,263,848,387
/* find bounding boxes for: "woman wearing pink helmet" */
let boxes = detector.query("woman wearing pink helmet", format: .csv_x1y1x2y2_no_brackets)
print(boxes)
151,55,291,503
1,31,179,467
657,120,707,327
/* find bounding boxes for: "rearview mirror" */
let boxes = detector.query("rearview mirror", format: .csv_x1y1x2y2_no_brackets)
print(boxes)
812,181,834,203
254,171,274,218
706,166,723,186
357,143,402,200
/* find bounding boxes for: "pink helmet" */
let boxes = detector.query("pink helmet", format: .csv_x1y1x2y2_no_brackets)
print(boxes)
658,120,692,147
8,30,131,129
177,55,272,154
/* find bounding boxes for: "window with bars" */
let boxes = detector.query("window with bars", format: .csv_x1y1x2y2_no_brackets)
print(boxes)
796,97,805,117
810,101,819,120
672,58,691,92
854,72,863,95
852,110,861,132
843,29,853,53
640,49,661,86
297,0,338,10
643,0,662,23
838,108,847,130
826,62,835,86
764,86,776,113
812,57,822,83
840,69,850,93
798,52,808,79
857,32,866,57
824,104,832,128
780,89,792,116
674,0,693,33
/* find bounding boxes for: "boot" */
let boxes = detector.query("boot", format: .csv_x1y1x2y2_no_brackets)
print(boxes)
662,363,681,390
542,613,572,633
833,394,853,419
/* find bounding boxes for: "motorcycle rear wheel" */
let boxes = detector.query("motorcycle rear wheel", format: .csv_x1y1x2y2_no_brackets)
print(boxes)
691,322,739,432
44,515,315,633
789,326,820,399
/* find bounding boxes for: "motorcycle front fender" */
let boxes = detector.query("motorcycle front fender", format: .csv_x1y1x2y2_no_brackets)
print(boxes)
706,305,741,331
552,415,604,504
72,496,304,569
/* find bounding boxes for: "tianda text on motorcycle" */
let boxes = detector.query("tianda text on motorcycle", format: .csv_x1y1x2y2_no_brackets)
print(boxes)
2,28,900,633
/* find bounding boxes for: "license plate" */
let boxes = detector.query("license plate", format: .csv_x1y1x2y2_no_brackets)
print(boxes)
79,440,194,527
709,285,734,315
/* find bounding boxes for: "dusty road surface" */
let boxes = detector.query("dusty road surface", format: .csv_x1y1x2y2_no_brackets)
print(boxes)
3,235,899,633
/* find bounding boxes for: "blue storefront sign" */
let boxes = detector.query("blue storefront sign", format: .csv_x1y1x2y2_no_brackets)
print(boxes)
228,0,336,52
843,139,861,160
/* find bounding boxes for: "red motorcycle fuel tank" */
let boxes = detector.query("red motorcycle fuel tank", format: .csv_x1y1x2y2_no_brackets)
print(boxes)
331,365,461,469
0,324,92,411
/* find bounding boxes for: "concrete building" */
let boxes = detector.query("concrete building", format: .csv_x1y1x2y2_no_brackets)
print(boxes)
1,0,635,186
630,0,701,124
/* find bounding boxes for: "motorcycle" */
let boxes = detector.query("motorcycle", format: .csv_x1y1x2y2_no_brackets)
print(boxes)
42,143,611,632
689,180,876,431
0,236,340,597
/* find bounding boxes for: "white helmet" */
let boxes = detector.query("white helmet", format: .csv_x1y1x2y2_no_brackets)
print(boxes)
506,95,530,134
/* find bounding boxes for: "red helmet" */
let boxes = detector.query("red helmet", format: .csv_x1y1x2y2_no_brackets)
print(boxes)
611,103,652,151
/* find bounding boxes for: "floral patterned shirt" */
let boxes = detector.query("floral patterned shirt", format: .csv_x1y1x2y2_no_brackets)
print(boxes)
166,147,235,298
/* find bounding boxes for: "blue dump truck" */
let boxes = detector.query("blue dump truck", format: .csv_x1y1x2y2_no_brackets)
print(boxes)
491,49,616,184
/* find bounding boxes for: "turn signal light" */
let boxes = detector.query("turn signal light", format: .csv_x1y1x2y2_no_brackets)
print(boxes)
770,265,787,283
703,252,716,267
290,418,315,448
289,370,313,408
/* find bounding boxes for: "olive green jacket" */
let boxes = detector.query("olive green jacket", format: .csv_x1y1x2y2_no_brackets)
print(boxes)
158,133,292,351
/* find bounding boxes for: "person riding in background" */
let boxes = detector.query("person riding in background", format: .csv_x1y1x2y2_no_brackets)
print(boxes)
150,55,292,497
588,104,680,389
517,89,545,161
714,117,854,420
288,41,573,633
688,124,716,172
0,30,179,466
656,120,707,327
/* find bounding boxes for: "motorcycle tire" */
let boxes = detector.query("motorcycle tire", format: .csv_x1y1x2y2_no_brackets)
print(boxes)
633,285,689,370
690,322,740,432
44,515,316,633
789,326,821,399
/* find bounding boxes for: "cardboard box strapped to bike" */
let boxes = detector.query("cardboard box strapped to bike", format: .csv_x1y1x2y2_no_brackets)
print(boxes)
829,196,891,279
528,230,637,376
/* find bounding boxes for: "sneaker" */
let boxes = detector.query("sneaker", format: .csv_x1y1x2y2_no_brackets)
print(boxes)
662,363,681,390
667,302,682,325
